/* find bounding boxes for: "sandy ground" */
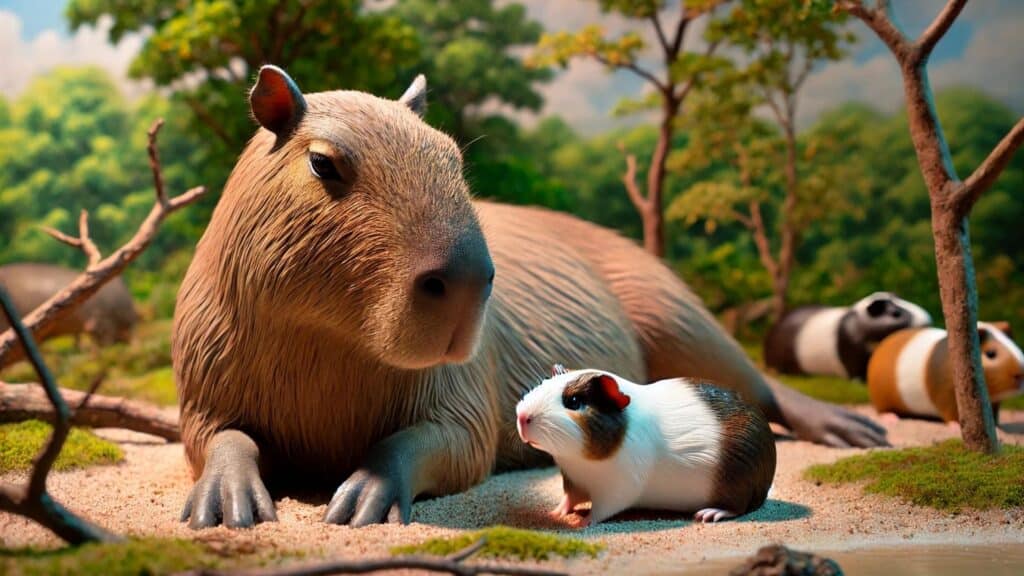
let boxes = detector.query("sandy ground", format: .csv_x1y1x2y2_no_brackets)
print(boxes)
3,407,1024,573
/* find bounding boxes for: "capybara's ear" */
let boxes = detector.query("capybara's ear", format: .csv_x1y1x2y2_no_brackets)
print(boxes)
593,374,630,411
250,65,307,136
398,74,427,117
991,321,1013,339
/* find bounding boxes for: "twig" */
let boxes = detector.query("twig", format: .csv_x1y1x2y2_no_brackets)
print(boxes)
616,142,647,211
148,119,168,207
0,288,120,544
915,0,968,64
958,117,1024,214
178,538,567,576
0,118,206,365
0,380,181,441
41,210,102,268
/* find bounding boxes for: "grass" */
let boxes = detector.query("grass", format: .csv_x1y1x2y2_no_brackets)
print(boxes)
0,536,303,576
804,440,1024,512
0,420,123,473
1,320,178,407
391,526,603,561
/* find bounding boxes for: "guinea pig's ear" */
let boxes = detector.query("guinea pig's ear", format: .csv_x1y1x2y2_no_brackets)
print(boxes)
250,65,307,136
990,321,1013,339
551,363,568,377
978,326,992,345
399,74,427,117
594,374,630,411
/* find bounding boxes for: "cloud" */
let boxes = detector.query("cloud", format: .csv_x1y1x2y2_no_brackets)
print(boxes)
931,17,1024,112
0,10,147,100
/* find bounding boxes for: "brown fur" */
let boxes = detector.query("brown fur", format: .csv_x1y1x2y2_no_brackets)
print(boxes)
868,324,1024,422
694,383,776,515
562,374,628,460
173,81,785,503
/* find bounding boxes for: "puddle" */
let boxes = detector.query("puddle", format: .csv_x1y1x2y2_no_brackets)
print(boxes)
680,542,1024,575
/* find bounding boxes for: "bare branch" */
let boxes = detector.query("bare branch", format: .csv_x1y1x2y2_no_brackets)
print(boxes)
650,12,671,57
444,538,488,563
914,0,968,64
181,551,567,576
0,289,120,544
958,117,1024,214
670,8,690,55
593,53,668,94
147,119,168,208
835,0,911,60
616,141,648,211
748,201,780,281
0,381,181,441
0,118,207,365
41,210,102,268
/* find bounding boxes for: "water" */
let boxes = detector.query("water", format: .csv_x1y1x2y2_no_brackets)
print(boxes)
683,543,1024,575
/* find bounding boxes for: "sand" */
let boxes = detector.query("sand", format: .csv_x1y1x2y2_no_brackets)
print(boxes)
2,407,1024,574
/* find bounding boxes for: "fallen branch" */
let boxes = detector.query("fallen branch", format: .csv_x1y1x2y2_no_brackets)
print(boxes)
0,288,121,545
180,538,567,576
0,380,180,441
0,118,207,365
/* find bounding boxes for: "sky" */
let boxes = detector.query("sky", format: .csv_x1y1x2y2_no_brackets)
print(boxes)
1,0,1021,135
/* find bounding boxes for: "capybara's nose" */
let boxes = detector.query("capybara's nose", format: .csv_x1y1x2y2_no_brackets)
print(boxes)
413,230,494,306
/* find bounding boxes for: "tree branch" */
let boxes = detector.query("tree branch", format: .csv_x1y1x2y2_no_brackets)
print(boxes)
0,289,120,544
650,12,671,57
835,1,911,60
957,117,1024,214
41,210,101,268
748,201,780,281
147,120,169,208
181,538,567,576
914,0,968,64
0,381,181,441
670,9,690,55
0,119,207,365
593,54,667,93
616,141,648,211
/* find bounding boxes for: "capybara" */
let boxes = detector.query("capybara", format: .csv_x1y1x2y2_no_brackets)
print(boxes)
868,322,1024,423
764,292,931,380
0,262,138,366
173,65,888,529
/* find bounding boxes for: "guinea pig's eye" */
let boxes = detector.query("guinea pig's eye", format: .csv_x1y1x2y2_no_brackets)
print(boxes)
563,394,582,411
308,151,342,181
985,349,998,359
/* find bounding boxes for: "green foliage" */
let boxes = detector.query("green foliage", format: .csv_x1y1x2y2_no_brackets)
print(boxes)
0,421,122,473
2,322,177,406
391,526,603,561
805,440,1024,512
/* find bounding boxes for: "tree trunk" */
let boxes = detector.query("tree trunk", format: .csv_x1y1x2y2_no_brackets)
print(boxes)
640,99,679,259
931,206,998,452
775,123,799,321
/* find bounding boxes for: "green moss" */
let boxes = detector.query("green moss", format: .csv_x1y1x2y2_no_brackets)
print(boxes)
1002,395,1024,410
804,440,1024,512
2,538,222,576
391,526,603,561
0,421,122,473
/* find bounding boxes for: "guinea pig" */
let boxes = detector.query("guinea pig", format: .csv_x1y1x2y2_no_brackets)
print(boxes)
764,291,932,380
515,365,776,527
868,322,1024,423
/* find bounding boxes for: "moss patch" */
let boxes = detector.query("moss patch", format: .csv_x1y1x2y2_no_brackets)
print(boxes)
391,526,603,561
0,539,215,576
804,440,1024,512
1002,395,1024,410
0,421,122,473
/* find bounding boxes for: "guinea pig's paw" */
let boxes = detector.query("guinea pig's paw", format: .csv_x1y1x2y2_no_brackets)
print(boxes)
180,461,276,529
693,508,736,523
324,467,412,527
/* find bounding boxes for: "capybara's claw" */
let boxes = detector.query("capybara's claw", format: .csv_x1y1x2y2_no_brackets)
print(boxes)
181,430,276,529
775,385,890,448
325,467,412,527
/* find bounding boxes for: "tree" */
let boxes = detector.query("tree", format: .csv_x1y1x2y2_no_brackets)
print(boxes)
529,0,726,258
390,0,551,145
67,1,421,157
676,0,853,318
834,0,1024,453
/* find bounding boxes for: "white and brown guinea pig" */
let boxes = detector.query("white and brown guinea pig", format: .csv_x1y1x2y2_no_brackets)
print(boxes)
515,365,776,527
868,322,1024,423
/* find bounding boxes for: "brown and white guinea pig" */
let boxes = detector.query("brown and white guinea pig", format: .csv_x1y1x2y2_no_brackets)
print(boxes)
764,292,932,380
868,322,1024,423
515,365,776,527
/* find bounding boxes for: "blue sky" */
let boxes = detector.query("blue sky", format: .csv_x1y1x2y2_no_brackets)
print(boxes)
1,0,1021,134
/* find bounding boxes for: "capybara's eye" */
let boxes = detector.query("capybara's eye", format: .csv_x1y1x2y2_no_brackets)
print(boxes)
309,151,342,181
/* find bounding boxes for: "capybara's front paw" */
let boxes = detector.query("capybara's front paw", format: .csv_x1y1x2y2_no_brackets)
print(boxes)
777,386,890,448
180,460,276,529
324,466,412,527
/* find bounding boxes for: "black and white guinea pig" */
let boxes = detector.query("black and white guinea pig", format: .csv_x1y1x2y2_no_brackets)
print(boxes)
515,365,776,527
764,291,932,380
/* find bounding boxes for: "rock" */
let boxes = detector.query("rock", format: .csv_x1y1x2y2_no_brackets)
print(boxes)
730,544,843,576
